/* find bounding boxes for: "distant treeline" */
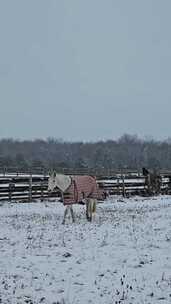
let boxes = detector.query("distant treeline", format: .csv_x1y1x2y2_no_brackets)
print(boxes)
0,135,171,171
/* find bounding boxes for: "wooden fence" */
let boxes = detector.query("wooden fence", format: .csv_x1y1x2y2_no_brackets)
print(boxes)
0,170,171,202
0,174,58,202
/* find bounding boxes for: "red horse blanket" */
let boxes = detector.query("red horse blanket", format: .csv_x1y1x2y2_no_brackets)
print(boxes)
63,175,100,205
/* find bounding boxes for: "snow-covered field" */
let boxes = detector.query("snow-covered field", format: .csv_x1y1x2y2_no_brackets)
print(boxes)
0,196,171,304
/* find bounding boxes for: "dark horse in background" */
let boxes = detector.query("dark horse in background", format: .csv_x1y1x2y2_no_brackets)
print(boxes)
142,167,161,195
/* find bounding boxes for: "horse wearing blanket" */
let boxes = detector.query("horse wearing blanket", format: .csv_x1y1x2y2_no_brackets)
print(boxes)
48,172,99,223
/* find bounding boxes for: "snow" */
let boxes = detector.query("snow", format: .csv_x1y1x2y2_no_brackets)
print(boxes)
0,196,171,303
98,178,145,184
0,174,48,177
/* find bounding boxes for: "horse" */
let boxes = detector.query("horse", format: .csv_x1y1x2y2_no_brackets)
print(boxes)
142,167,161,195
48,172,99,223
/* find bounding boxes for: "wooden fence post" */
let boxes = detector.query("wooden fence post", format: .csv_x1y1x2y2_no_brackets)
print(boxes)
122,175,126,197
41,179,44,202
9,183,12,201
9,182,15,202
117,177,120,195
29,175,32,202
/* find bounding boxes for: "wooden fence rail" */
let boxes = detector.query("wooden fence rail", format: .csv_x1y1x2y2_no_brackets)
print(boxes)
0,171,171,202
0,174,58,202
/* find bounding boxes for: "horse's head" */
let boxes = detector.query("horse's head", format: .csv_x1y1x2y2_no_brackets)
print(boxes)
48,171,71,192
48,171,57,192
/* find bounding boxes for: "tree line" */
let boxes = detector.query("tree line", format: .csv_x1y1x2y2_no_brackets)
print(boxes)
0,135,171,172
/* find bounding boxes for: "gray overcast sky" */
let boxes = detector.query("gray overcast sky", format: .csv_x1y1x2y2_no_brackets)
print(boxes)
0,0,171,141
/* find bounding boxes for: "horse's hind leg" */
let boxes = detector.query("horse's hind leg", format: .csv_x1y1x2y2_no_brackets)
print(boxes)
86,200,89,221
92,199,97,220
86,199,92,222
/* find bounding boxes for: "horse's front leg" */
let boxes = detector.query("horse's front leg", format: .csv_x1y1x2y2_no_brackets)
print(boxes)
62,205,75,224
62,206,69,224
70,205,75,223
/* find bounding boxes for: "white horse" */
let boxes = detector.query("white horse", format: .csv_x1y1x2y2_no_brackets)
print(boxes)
48,172,97,223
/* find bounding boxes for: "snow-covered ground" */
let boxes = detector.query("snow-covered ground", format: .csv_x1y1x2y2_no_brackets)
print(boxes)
0,196,171,304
